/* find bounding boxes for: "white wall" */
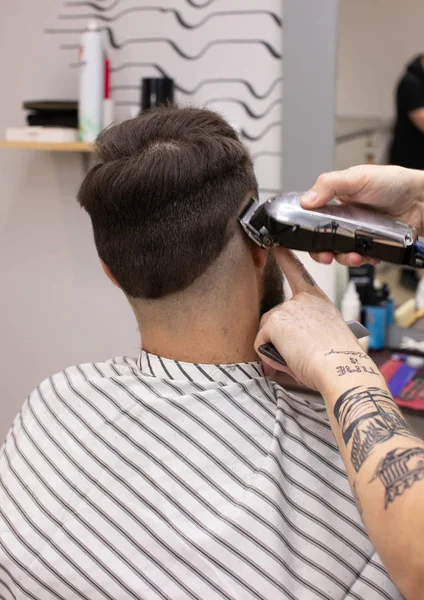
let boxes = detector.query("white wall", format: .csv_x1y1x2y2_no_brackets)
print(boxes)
338,0,424,118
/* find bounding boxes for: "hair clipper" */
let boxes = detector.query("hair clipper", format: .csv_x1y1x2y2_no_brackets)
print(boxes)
239,192,424,267
238,193,424,369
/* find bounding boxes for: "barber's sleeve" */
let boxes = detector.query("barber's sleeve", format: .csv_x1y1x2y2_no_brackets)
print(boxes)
399,76,424,113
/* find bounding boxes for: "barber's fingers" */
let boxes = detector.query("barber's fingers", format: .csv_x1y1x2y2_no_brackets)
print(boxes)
300,169,366,209
255,313,292,374
310,251,362,266
273,247,326,298
310,252,381,267
259,301,287,329
310,252,334,265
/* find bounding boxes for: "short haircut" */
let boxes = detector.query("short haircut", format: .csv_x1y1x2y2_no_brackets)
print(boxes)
78,106,258,298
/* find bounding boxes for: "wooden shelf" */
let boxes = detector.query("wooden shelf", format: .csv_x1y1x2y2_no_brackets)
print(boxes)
0,140,95,152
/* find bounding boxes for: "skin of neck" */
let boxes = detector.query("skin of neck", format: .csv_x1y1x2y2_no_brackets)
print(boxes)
127,234,268,365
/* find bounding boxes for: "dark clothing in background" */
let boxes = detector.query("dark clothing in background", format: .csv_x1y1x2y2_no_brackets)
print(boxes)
389,56,424,169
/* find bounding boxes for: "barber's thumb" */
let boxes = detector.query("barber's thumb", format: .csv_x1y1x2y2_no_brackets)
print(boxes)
301,190,319,207
301,187,333,209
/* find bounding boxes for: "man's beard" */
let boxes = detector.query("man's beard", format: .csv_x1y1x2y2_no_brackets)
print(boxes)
260,253,285,316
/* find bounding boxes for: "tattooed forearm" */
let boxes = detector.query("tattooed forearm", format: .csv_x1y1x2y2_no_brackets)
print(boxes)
372,447,424,508
326,349,371,360
336,363,379,377
333,386,417,472
327,351,378,377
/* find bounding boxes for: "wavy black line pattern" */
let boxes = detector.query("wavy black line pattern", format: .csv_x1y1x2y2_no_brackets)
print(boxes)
66,57,282,101
110,63,282,100
206,98,282,120
65,0,128,9
240,121,282,142
112,96,282,122
186,0,224,7
64,0,251,11
52,27,282,58
59,8,282,28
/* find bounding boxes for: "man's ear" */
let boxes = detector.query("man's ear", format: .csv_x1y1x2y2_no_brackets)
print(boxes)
100,259,121,289
249,240,269,270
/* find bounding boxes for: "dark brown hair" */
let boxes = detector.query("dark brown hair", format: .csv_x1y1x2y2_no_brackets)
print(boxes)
78,106,258,298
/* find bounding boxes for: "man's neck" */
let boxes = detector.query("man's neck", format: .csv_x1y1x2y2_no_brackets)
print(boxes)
131,248,264,365
135,303,261,365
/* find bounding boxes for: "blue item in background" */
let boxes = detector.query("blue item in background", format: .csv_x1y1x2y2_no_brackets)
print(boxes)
388,363,419,397
385,298,395,326
364,305,387,350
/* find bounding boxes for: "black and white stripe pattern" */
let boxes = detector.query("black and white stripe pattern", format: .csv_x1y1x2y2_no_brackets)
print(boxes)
0,352,401,599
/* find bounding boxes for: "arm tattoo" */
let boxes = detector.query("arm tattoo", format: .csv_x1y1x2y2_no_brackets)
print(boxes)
327,351,377,377
372,447,424,508
336,361,379,377
326,349,371,360
334,386,417,472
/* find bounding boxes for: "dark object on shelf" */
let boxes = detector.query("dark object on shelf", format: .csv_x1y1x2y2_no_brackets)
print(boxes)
27,113,78,129
23,100,78,112
400,267,420,291
141,78,174,112
23,100,78,129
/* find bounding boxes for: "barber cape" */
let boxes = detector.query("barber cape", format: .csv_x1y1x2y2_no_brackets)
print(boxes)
0,352,401,599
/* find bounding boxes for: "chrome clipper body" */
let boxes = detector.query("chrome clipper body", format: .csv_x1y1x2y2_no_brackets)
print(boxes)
239,193,424,267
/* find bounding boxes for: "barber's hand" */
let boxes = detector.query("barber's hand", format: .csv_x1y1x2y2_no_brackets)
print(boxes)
255,248,360,391
301,164,424,267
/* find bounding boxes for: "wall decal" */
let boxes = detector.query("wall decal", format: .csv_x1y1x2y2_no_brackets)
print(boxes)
64,0,271,12
65,0,129,9
48,29,282,59
240,121,281,142
46,0,283,192
58,8,283,29
186,0,233,8
206,98,282,120
109,66,283,101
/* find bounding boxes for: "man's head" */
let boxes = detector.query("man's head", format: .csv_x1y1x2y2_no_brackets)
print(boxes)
78,106,283,329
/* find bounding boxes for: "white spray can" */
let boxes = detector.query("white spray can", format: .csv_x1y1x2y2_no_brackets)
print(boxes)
341,280,361,322
78,23,104,142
